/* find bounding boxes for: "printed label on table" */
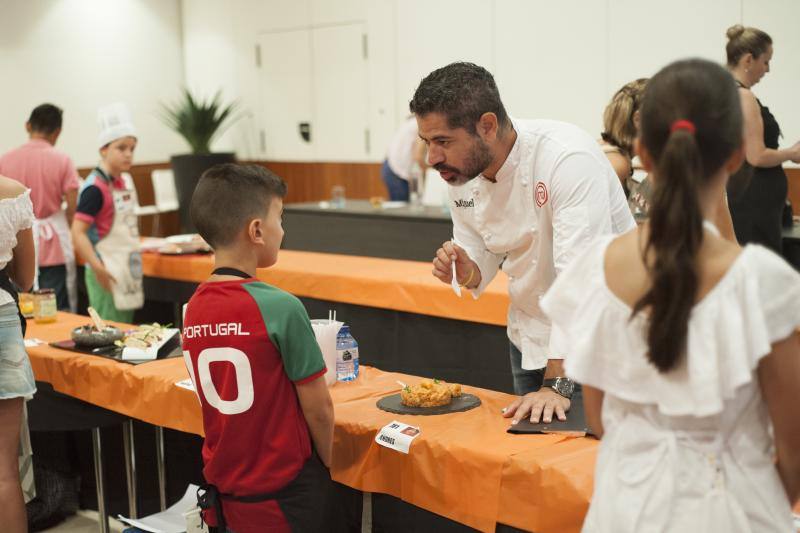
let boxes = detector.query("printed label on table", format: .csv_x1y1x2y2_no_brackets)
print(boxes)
374,420,421,454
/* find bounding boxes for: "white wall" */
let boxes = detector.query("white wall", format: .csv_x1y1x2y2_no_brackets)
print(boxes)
0,0,186,168
9,1,792,166
180,0,800,164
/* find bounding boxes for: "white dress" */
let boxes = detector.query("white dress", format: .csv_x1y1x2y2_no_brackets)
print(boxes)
541,232,800,533
0,189,33,305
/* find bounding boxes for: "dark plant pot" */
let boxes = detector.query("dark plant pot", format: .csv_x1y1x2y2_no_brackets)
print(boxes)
171,152,236,233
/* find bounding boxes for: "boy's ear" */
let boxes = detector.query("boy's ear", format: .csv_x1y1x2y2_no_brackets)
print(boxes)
248,218,265,244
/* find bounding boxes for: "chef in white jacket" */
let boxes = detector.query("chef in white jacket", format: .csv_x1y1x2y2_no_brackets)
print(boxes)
412,62,635,423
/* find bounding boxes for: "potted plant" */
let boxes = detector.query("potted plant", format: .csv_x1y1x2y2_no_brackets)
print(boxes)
161,89,241,232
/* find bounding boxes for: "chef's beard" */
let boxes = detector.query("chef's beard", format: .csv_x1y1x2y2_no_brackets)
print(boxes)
435,137,493,186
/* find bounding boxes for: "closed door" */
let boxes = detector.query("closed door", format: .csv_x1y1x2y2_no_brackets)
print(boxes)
257,30,314,160
311,23,370,161
257,24,369,161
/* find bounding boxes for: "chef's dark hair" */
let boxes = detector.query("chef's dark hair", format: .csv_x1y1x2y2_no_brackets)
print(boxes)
409,62,510,135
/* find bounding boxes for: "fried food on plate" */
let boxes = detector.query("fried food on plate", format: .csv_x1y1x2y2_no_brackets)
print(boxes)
400,379,462,407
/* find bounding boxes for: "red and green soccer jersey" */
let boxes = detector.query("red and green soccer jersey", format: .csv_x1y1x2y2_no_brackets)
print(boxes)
182,279,326,533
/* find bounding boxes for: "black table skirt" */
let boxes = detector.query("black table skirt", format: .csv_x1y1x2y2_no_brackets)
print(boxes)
282,200,452,262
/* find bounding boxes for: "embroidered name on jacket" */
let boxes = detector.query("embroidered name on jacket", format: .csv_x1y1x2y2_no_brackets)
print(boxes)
454,198,475,208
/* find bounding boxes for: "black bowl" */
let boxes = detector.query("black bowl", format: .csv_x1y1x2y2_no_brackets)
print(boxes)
71,325,124,348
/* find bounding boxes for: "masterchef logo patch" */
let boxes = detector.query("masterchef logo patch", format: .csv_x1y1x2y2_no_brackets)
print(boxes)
535,181,548,207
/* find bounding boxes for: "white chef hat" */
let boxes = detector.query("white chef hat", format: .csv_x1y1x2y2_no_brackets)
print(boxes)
97,102,137,148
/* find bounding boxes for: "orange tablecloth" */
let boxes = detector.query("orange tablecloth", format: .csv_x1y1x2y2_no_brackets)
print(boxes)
26,313,596,532
26,313,201,434
143,251,511,327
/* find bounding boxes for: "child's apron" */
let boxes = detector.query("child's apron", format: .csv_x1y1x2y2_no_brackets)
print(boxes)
94,169,143,310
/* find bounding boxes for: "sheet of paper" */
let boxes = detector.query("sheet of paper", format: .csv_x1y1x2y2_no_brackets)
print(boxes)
175,379,195,392
374,420,421,454
118,484,199,533
23,338,44,348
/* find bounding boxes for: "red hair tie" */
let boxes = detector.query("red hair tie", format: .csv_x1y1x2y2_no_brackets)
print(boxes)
670,119,696,135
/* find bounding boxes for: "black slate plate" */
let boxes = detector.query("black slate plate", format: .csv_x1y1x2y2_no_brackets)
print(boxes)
376,392,481,415
50,334,182,365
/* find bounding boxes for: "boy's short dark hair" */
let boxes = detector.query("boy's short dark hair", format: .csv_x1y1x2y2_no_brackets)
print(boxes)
409,62,510,134
191,163,287,248
28,104,63,134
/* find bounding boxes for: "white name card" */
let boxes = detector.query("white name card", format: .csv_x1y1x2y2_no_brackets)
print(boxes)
374,420,421,454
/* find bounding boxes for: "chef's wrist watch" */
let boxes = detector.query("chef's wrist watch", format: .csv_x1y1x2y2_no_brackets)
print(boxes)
543,377,574,399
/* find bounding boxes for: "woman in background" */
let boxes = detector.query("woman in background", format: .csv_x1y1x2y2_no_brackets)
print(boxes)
0,175,36,533
599,78,647,195
726,24,800,253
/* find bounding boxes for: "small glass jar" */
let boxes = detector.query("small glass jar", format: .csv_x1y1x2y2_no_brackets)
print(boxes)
33,289,57,324
18,292,34,319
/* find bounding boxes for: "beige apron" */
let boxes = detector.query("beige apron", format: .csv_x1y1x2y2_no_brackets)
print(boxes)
95,182,143,310
32,209,77,312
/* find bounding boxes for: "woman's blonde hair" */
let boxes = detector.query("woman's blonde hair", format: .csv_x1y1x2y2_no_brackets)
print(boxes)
725,24,772,67
601,78,648,158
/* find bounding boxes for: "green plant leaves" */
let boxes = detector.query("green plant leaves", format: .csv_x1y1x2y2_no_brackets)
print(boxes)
159,89,242,154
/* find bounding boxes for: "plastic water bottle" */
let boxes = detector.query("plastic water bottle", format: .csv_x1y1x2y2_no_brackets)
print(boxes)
336,325,359,381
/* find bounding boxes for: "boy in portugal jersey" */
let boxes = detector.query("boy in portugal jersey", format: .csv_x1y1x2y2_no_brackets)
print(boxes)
182,164,334,533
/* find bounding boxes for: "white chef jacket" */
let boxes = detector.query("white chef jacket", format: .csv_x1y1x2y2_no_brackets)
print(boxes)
450,119,635,370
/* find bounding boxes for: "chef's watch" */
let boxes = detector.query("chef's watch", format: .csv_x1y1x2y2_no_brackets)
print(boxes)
542,377,574,399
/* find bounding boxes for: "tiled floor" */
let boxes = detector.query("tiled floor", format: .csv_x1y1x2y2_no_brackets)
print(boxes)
42,510,125,532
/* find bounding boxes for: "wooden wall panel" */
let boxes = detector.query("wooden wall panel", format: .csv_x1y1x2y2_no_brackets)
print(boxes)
78,160,386,236
77,162,178,237
251,161,385,204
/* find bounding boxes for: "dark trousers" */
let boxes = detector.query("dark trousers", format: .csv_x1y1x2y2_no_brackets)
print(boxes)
509,342,545,395
381,160,410,202
209,453,332,533
38,265,69,311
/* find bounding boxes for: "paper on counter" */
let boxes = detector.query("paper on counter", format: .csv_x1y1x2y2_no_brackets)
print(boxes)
175,379,195,392
375,420,421,454
118,483,199,533
23,339,44,348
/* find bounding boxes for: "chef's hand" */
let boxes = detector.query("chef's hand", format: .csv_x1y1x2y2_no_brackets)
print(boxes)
93,264,117,293
432,241,481,288
503,389,570,424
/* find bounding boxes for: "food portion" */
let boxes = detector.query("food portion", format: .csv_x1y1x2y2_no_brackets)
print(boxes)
115,323,172,349
400,379,462,407
71,325,124,347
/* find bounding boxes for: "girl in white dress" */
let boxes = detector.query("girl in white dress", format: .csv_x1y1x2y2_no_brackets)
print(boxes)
541,58,800,532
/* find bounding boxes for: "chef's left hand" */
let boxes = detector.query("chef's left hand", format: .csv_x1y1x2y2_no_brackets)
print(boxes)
503,389,570,424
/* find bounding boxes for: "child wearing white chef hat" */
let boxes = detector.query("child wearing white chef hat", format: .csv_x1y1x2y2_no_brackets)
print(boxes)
70,103,144,321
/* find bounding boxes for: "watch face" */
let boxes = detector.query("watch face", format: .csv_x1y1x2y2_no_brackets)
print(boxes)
556,379,574,396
